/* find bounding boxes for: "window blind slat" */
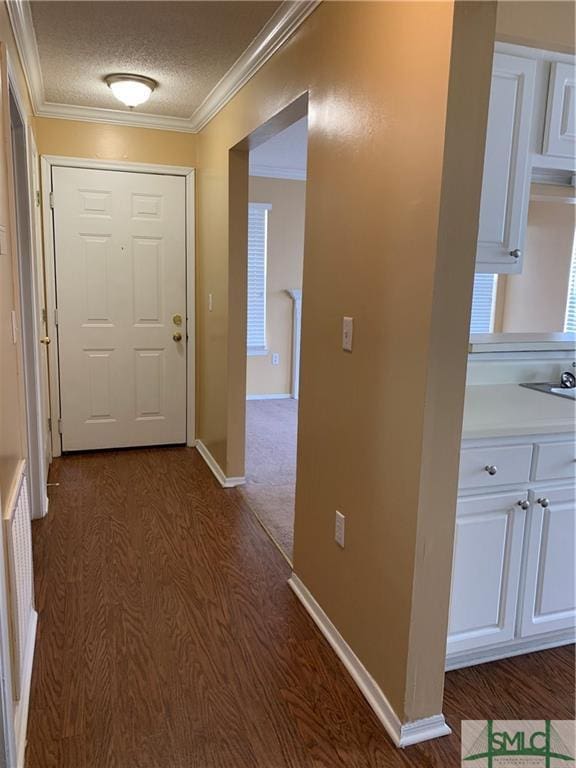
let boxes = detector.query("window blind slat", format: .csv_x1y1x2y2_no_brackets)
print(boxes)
565,236,576,333
247,203,271,350
470,273,497,334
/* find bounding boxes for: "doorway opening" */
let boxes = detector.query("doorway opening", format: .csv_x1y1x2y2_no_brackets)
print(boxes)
236,107,308,563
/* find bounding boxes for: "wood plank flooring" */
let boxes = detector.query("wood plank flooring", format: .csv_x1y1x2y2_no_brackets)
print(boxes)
26,447,575,768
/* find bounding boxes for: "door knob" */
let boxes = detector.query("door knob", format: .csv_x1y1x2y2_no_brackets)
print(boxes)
517,499,530,510
40,336,51,345
484,464,498,475
509,249,521,259
537,497,550,508
173,332,182,342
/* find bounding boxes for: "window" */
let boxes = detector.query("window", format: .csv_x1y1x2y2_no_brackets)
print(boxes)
247,203,271,353
564,234,576,333
470,273,497,334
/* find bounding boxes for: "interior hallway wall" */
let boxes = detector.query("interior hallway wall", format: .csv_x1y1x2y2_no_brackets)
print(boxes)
196,0,497,725
33,117,197,167
496,0,576,54
247,175,305,397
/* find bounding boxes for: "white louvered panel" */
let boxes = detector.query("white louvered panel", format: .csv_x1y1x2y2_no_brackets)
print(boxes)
4,471,35,700
565,243,576,333
470,273,497,334
247,203,271,352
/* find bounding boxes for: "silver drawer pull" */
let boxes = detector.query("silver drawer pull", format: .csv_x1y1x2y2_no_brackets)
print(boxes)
484,465,498,476
517,499,530,510
537,497,550,508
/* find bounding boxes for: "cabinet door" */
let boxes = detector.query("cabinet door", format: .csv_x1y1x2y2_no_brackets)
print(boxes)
476,54,536,274
543,62,576,160
447,492,527,656
519,486,576,637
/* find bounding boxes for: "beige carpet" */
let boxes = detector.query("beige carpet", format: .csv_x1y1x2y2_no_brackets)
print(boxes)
238,398,298,561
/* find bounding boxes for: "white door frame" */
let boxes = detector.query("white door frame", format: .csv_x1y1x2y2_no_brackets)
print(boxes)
8,63,49,521
40,156,196,457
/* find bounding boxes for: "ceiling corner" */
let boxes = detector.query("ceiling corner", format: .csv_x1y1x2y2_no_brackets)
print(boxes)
7,0,322,134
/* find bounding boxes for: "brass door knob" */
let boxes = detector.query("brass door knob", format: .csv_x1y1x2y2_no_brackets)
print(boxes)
173,332,182,342
40,336,51,345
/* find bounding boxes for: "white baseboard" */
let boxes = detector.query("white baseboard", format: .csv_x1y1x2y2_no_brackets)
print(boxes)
288,574,451,748
246,394,293,400
446,629,576,671
195,441,245,488
15,609,37,768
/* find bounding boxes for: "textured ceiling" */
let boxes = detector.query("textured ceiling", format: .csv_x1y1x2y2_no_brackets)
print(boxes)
30,1,282,118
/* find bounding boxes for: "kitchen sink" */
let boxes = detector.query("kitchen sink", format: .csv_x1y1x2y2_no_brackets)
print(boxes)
520,382,576,400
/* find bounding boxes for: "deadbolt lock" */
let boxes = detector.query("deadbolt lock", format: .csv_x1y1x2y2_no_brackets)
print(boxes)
172,314,183,326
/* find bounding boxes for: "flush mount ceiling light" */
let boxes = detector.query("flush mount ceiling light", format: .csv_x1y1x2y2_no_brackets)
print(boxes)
105,74,157,108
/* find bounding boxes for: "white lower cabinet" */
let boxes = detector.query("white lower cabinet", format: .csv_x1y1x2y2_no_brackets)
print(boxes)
447,434,576,669
520,485,576,637
447,492,527,655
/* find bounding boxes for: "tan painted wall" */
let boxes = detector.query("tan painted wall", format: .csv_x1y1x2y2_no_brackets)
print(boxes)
496,1,575,53
499,185,575,332
196,0,496,723
247,176,305,396
34,117,197,167
0,3,33,505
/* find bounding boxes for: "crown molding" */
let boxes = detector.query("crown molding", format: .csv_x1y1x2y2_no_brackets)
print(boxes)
34,101,197,132
6,0,44,106
250,164,307,181
189,0,320,131
7,0,321,134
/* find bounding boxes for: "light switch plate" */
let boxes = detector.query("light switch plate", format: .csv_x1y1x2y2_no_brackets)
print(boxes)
342,316,353,352
272,353,280,366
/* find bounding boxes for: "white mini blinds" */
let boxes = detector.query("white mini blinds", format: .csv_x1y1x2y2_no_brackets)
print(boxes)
470,273,497,334
565,236,576,333
247,203,271,353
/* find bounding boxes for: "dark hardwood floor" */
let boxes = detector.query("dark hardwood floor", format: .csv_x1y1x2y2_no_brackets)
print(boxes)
26,447,575,768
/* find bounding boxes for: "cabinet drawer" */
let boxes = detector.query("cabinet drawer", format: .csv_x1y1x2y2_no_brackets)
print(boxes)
459,444,533,489
533,441,576,482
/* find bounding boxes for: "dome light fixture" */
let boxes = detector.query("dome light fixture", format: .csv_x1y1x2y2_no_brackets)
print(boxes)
105,74,157,108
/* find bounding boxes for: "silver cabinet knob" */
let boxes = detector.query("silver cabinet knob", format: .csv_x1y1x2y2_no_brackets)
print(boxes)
517,499,530,510
537,497,550,508
509,249,521,259
484,465,498,476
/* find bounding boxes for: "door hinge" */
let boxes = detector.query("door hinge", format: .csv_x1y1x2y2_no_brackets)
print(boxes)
54,307,59,326
41,307,47,324
49,191,54,209
58,418,63,435
47,417,52,433
36,190,41,207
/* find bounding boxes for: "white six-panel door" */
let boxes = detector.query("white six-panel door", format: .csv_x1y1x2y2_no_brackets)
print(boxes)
52,167,186,451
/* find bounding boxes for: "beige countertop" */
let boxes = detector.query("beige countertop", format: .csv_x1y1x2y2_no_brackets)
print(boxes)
462,384,576,440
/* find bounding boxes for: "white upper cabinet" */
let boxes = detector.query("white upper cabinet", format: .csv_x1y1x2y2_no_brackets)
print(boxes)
543,62,576,159
476,53,537,274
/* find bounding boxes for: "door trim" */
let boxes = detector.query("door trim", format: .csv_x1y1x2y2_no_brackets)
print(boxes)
40,155,196,457
8,62,49,521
